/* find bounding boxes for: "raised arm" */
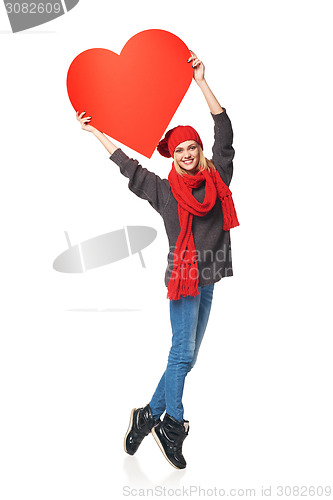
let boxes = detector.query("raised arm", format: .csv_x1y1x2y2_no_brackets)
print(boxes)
76,111,119,155
211,111,235,186
75,111,170,214
187,54,234,186
187,52,223,115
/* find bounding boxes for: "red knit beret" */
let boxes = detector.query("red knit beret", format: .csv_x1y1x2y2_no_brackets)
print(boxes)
157,125,203,158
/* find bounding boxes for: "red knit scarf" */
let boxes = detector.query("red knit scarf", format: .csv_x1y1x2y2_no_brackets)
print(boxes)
167,163,239,301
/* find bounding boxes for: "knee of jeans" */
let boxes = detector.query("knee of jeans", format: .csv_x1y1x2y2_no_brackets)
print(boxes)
169,345,195,366
187,354,198,373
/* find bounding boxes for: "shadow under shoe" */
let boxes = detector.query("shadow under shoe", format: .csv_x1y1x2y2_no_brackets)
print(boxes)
152,413,189,469
124,404,160,455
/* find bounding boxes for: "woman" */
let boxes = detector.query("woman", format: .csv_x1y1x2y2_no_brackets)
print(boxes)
76,52,239,469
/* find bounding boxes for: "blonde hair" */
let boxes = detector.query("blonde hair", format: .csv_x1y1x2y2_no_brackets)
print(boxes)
173,144,216,176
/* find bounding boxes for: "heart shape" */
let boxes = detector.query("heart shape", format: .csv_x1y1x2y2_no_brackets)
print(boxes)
66,30,193,158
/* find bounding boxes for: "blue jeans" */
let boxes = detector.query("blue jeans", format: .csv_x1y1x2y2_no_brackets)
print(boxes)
149,283,215,422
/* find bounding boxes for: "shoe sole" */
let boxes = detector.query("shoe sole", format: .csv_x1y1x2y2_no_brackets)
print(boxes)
151,427,185,470
124,408,136,454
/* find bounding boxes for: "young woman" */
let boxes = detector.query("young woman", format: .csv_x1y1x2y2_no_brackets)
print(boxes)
76,52,239,470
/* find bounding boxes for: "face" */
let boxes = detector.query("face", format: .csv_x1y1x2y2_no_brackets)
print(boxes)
174,140,200,175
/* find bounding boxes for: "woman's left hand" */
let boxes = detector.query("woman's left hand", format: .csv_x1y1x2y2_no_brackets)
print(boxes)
188,51,205,83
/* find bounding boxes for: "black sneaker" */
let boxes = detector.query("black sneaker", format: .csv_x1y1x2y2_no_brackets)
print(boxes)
152,413,189,469
124,404,160,455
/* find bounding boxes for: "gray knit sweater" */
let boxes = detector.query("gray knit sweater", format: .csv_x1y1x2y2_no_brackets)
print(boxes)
110,109,235,288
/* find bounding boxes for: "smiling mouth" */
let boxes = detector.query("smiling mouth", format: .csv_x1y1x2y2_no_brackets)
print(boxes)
182,159,194,165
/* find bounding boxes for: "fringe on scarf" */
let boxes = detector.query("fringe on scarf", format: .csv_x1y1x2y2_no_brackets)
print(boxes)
167,251,199,301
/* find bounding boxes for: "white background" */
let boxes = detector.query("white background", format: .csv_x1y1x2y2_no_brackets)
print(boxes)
0,1,332,498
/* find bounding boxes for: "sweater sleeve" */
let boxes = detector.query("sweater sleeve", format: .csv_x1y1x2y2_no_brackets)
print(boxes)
110,148,171,215
211,109,235,187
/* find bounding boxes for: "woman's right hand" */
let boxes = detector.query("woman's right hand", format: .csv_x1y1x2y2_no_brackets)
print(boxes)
76,111,96,133
75,110,119,155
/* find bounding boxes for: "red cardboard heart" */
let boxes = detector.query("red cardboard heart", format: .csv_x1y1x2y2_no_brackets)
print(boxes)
67,30,193,158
